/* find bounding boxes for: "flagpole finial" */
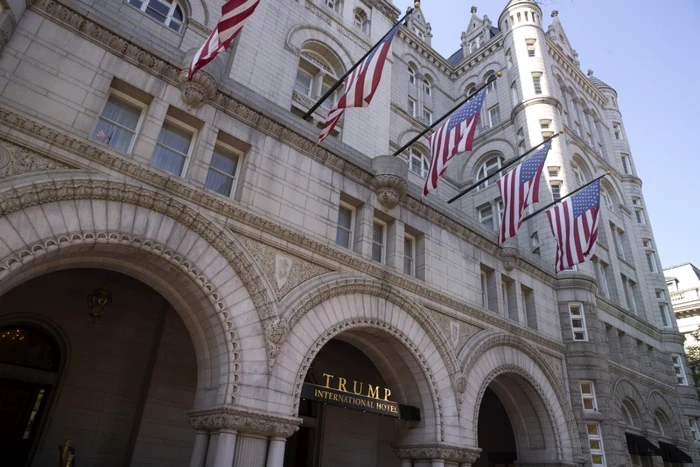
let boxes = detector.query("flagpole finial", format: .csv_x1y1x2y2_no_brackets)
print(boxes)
414,1,421,8
496,71,503,78
559,129,564,134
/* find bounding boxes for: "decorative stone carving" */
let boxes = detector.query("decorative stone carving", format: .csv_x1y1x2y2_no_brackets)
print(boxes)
239,236,331,299
372,155,408,210
0,9,15,54
393,444,481,463
450,321,460,348
178,70,217,109
265,318,290,346
189,406,301,438
0,143,72,180
499,247,520,272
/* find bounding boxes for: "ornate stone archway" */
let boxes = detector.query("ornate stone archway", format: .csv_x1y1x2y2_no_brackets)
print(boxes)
0,176,275,407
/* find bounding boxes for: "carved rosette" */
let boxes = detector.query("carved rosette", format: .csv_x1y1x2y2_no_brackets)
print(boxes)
266,318,289,345
178,70,217,109
393,444,481,464
372,155,408,210
189,406,301,438
499,247,520,272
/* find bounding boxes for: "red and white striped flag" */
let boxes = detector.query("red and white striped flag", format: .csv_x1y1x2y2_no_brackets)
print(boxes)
188,0,261,80
317,22,401,144
423,89,487,197
546,179,601,273
497,142,550,244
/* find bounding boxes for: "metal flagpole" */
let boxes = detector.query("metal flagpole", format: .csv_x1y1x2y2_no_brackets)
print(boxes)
392,72,503,157
302,4,419,120
518,172,609,225
446,130,563,205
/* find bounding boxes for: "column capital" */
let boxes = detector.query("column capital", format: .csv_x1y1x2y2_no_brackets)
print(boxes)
189,406,301,438
393,444,481,464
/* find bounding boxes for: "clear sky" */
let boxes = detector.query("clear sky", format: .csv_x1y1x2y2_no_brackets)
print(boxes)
394,0,700,270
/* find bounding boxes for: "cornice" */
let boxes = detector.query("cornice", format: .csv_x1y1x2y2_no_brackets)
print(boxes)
360,0,400,21
397,28,453,78
188,406,301,437
607,360,675,395
596,296,661,340
393,444,481,463
451,37,504,80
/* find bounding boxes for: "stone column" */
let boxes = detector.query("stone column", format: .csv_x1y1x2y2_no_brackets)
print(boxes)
393,444,480,467
266,438,287,467
189,432,210,467
189,406,300,467
400,460,412,467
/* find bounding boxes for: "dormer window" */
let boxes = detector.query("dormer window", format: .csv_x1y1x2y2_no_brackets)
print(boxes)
468,35,482,54
413,26,426,40
128,0,185,32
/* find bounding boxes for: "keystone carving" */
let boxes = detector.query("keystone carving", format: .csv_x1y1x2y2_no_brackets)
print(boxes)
178,70,217,109
189,406,301,438
393,444,481,463
372,155,408,210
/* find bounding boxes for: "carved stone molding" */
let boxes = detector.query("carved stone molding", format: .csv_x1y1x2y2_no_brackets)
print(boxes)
189,406,301,437
0,142,73,180
498,247,520,272
372,155,408,210
359,0,400,21
393,444,481,463
178,70,217,109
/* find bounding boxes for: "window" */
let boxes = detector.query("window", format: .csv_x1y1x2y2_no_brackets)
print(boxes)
404,234,415,276
423,79,432,96
412,26,425,40
612,122,623,140
481,271,489,308
626,278,638,314
408,65,416,85
406,148,430,178
531,232,540,256
295,46,345,115
647,252,658,273
522,284,537,330
323,0,343,14
408,97,416,117
488,105,501,127
476,156,504,189
643,239,654,249
548,166,560,178
423,108,433,125
532,73,542,95
295,68,313,96
621,154,631,174
586,423,606,466
510,82,518,104
551,182,561,201
659,304,671,328
128,0,185,32
205,144,241,197
485,73,497,93
478,204,494,230
336,203,354,249
655,289,666,300
466,83,477,96
601,188,614,210
611,223,626,260
569,303,588,341
151,118,195,176
572,164,585,186
580,381,598,411
540,119,552,130
526,38,536,57
688,418,699,441
353,9,370,34
635,208,646,225
468,36,482,54
371,221,386,264
672,354,687,385
91,92,145,153
518,140,526,155
593,259,610,299
505,48,513,68
653,411,666,435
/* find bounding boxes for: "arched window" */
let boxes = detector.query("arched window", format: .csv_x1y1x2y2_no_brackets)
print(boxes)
476,155,504,189
466,83,476,96
128,0,185,32
294,43,345,112
485,72,497,93
408,65,416,85
653,410,667,435
353,9,370,34
0,326,58,371
572,163,585,186
601,187,614,211
621,400,641,428
423,77,432,96
405,147,430,178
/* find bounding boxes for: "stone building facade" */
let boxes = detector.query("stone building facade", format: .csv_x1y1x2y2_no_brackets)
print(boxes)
665,264,700,376
0,0,697,466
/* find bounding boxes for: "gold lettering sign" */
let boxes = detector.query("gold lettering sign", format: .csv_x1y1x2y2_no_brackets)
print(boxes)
304,383,400,418
321,373,392,401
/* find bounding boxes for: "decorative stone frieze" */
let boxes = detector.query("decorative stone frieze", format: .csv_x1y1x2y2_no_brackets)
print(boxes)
0,142,73,180
189,406,301,438
359,0,400,21
393,444,481,463
372,155,408,210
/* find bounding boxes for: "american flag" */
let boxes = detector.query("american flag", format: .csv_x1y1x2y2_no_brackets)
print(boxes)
497,142,551,244
317,22,401,144
423,89,487,197
188,0,261,80
546,179,601,273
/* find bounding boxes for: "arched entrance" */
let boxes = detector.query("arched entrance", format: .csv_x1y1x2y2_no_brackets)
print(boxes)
475,388,517,467
0,268,198,467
